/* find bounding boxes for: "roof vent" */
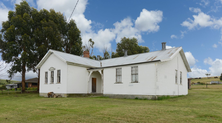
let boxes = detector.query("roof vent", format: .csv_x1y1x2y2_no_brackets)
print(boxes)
124,49,128,57
97,55,100,60
162,42,166,50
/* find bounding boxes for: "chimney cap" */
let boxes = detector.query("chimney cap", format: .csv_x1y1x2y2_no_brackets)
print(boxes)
162,42,166,50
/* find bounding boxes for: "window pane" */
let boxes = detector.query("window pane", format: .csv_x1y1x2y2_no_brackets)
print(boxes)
116,68,122,82
45,72,48,84
51,71,54,83
57,70,61,83
175,70,177,84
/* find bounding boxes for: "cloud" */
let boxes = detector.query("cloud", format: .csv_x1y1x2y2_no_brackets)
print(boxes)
113,17,142,43
213,44,218,48
181,8,222,30
166,45,175,49
135,9,163,32
219,41,222,46
189,7,202,13
198,0,210,7
180,31,186,38
0,61,37,81
204,57,222,76
171,35,177,39
0,2,9,28
188,67,208,78
185,51,197,67
37,0,163,52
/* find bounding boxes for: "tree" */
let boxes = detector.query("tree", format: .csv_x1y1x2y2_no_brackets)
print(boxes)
112,37,149,58
220,73,222,81
103,49,110,59
0,1,83,92
0,1,35,92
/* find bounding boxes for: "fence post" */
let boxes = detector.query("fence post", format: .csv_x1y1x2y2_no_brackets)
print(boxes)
206,84,208,88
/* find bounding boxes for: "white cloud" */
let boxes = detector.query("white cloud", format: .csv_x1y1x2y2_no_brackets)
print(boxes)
0,61,37,81
219,41,222,46
166,45,175,49
198,0,210,7
0,2,9,28
188,67,208,78
36,1,163,52
181,8,222,30
185,51,197,67
189,7,202,13
135,9,163,32
180,31,186,38
204,57,222,76
213,44,218,48
113,17,142,43
171,35,177,39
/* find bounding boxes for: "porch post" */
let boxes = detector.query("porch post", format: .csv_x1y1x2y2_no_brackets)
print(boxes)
98,70,104,93
88,71,93,93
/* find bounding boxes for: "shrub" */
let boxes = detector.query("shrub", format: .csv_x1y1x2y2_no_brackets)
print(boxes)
0,85,7,90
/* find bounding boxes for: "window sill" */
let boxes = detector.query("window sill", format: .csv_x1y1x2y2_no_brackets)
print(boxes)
115,82,123,84
131,82,139,83
50,83,54,84
56,82,61,84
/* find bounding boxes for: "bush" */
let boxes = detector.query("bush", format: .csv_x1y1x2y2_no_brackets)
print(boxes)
0,85,7,90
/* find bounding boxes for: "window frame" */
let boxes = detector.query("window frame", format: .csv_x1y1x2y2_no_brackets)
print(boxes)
50,71,54,84
180,71,182,84
115,68,122,83
57,70,61,84
131,66,138,83
175,70,178,84
45,71,48,84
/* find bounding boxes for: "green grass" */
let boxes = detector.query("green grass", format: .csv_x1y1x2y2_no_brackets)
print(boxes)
1,89,222,123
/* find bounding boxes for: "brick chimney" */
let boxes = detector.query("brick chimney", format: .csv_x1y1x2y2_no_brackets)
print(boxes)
83,50,89,58
162,42,166,50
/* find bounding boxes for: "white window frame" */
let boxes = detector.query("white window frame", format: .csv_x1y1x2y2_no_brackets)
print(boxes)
57,70,61,84
45,72,48,84
175,70,178,84
51,71,54,84
116,68,122,83
180,71,182,84
131,66,138,83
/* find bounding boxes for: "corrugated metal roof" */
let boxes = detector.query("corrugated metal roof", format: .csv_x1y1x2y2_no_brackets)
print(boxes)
101,47,181,67
36,47,191,72
49,50,101,67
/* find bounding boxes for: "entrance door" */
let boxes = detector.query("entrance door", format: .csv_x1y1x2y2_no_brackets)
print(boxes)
92,78,96,93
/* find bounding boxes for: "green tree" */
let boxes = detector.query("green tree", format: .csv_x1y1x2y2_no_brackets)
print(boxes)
112,37,149,58
0,1,35,92
0,1,83,92
103,50,110,59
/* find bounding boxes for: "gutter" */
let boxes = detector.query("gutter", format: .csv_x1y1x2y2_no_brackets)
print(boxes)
87,60,161,70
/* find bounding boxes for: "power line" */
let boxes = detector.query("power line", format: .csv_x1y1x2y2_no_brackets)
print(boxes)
68,0,79,22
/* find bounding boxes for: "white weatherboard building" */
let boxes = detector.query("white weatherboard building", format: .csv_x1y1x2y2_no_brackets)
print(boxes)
36,43,191,99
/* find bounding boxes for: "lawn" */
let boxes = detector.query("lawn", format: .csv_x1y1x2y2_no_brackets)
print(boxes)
1,88,222,123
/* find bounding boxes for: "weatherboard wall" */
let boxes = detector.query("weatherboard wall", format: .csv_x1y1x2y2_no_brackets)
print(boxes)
66,65,88,94
156,52,188,95
39,53,68,94
103,62,157,95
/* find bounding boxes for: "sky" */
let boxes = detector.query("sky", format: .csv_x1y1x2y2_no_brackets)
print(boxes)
0,0,222,81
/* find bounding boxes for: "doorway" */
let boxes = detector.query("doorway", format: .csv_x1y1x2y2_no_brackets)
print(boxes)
92,78,96,93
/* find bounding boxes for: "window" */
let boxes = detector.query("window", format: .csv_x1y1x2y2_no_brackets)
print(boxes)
180,71,182,84
175,70,178,84
116,68,122,83
45,72,48,84
131,66,138,83
57,70,61,83
51,71,54,84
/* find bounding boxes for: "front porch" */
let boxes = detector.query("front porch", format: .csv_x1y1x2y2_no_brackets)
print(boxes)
87,69,104,94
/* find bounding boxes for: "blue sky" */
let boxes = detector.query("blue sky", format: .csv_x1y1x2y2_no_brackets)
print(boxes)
0,0,222,80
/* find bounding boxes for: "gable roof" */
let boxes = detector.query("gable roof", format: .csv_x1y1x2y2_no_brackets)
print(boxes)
36,47,191,72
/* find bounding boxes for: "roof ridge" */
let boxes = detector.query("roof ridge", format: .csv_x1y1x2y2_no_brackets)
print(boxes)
100,47,181,61
49,49,100,63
